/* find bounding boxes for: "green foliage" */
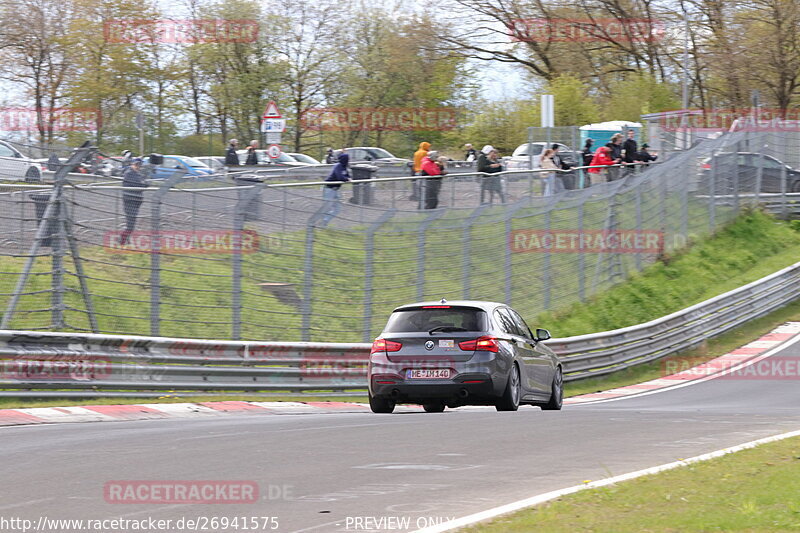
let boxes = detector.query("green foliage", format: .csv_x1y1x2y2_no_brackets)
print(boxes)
546,75,598,126
599,73,681,123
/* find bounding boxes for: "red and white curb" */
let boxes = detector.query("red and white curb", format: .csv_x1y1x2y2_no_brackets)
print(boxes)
1,322,798,428
564,321,800,405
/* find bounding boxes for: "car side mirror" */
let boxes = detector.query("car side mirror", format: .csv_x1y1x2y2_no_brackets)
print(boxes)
535,328,551,342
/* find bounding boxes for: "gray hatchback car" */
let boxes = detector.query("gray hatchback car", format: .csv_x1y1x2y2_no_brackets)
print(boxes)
368,300,563,413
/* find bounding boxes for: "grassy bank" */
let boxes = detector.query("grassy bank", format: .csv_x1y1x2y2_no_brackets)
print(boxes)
465,435,800,532
536,210,800,336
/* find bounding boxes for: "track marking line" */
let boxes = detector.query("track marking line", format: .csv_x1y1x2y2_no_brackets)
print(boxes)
413,428,800,533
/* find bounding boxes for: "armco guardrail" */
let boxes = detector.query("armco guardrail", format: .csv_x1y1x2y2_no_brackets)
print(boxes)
1,259,799,397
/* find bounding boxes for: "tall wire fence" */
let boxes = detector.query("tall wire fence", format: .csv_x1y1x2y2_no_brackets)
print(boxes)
0,129,797,342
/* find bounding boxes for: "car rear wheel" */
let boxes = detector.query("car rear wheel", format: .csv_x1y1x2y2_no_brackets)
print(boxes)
541,367,563,411
369,393,395,414
496,364,520,412
423,401,446,413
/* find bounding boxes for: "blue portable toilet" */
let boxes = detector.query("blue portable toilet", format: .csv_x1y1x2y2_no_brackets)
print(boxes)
579,121,642,148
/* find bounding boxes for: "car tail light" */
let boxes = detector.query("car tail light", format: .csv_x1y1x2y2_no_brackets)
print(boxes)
458,336,500,353
702,162,711,170
371,338,402,354
422,305,450,308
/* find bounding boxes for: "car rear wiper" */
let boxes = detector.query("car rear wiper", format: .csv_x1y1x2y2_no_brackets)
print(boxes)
428,326,469,334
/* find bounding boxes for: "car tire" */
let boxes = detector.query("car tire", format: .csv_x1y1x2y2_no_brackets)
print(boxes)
496,363,521,412
25,167,42,183
541,367,563,411
423,401,445,413
369,393,395,414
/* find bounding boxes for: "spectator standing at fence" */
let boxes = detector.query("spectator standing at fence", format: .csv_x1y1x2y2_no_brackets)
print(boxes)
464,143,478,162
540,148,562,196
477,145,505,204
605,134,623,181
120,158,147,245
419,150,447,209
581,138,594,166
411,141,430,201
635,143,658,165
225,139,239,166
324,147,335,164
245,140,259,166
588,146,615,185
320,152,351,226
622,129,638,175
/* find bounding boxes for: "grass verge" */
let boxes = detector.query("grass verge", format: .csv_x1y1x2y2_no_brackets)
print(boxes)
464,435,800,532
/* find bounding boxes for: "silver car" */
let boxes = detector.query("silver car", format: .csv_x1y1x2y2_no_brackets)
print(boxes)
0,140,44,182
368,300,563,413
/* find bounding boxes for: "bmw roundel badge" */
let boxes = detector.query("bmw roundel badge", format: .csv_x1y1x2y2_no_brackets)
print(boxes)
424,340,435,350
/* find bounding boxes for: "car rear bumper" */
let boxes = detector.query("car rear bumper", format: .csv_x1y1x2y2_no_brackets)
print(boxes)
370,373,496,401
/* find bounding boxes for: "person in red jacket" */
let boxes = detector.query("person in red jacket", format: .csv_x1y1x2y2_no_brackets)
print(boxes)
588,146,615,185
419,150,446,209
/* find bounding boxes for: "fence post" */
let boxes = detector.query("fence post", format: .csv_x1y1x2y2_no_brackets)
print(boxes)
462,204,489,300
149,171,185,337
51,175,65,329
543,208,551,310
362,210,395,342
635,185,643,272
503,201,529,306
578,198,586,301
416,210,447,301
1,144,92,330
709,145,717,232
780,135,788,219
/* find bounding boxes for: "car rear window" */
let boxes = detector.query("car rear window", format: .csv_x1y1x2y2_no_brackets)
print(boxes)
383,307,488,333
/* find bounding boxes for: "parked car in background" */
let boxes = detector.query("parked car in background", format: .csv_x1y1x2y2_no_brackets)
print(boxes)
195,156,226,172
143,155,214,179
235,150,310,167
286,152,321,165
343,147,410,165
505,142,573,170
368,300,562,414
700,152,800,193
0,140,45,182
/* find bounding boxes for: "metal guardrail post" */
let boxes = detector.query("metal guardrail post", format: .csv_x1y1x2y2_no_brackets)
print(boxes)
362,210,395,342
150,171,185,337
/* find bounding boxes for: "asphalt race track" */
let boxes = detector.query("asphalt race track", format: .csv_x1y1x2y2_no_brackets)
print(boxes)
2,336,800,533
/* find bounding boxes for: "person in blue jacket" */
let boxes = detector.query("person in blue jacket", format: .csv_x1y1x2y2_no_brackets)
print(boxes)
320,152,351,226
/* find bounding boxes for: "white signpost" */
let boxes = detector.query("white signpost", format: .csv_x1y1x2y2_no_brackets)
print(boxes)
261,101,284,150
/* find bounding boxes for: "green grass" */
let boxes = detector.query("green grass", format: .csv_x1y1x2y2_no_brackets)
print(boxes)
536,210,800,336
464,435,800,532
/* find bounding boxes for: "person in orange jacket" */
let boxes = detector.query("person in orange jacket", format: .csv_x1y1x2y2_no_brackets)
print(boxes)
410,141,431,201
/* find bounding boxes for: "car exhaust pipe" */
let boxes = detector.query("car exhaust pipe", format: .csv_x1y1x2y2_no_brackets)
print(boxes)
458,388,469,399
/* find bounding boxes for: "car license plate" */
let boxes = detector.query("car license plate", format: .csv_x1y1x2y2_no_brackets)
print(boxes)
406,369,450,379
